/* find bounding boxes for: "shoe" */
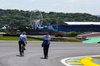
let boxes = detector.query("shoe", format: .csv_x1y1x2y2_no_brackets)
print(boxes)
44,57,47,59
24,48,26,50
44,56,46,59
46,56,48,59
17,55,24,57
21,55,24,56
44,56,48,59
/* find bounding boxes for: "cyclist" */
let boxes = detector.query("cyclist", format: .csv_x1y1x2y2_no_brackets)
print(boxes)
18,31,27,56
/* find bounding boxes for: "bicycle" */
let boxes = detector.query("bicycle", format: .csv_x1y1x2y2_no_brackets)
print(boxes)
20,43,24,56
17,42,26,57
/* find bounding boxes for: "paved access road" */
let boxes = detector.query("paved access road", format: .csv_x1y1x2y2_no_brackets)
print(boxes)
0,41,100,66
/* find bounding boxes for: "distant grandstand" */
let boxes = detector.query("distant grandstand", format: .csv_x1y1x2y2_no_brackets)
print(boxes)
58,22,100,32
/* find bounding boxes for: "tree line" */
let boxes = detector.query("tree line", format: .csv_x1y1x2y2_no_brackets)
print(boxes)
0,9,100,29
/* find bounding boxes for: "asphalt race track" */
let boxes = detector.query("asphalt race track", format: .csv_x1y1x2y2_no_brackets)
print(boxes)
0,41,100,66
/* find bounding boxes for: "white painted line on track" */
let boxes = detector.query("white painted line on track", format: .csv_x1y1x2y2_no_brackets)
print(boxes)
61,55,100,66
61,58,71,66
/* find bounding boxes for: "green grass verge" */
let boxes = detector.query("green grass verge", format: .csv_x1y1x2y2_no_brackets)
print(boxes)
0,36,42,41
58,38,82,42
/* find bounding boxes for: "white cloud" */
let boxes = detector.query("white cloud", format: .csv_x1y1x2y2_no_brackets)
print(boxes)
68,0,78,2
62,0,79,3
27,0,36,2
52,3,60,7
0,0,100,15
0,0,11,8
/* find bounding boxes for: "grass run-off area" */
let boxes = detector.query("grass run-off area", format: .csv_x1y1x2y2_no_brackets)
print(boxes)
0,36,82,42
0,36,42,41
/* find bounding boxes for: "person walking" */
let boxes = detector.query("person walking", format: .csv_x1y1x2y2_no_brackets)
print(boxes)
42,32,51,59
18,31,27,56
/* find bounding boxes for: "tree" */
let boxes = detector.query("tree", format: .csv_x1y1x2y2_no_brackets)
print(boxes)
0,9,100,30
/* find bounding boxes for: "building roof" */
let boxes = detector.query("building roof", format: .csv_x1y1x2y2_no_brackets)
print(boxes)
64,22,100,25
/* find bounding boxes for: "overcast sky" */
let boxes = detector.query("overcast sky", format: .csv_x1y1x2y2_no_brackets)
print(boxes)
0,0,100,15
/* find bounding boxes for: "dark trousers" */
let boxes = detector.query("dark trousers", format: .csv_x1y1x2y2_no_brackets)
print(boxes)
43,44,49,58
18,41,25,55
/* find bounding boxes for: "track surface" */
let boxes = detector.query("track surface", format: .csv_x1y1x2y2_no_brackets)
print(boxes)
0,41,100,66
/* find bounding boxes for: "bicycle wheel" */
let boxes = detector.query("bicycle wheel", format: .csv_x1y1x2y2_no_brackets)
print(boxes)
20,44,24,56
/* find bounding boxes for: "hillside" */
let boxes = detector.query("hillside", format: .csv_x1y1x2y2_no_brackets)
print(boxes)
0,9,100,29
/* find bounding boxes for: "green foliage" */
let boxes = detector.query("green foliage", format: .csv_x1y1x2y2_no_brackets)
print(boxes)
65,31,78,37
65,32,71,37
70,31,78,37
0,9,31,29
0,9,100,29
58,38,82,42
54,31,78,37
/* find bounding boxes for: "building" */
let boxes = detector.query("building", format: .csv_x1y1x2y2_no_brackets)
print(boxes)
58,22,100,32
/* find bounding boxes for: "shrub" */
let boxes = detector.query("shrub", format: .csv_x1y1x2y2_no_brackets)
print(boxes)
58,38,82,42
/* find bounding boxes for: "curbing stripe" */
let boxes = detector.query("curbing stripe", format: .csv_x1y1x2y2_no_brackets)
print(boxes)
61,55,100,66
80,57,100,66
